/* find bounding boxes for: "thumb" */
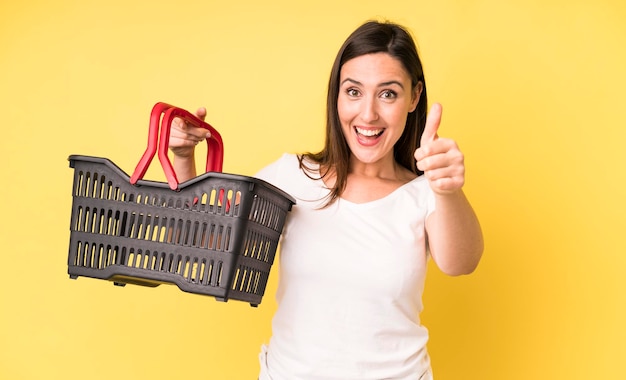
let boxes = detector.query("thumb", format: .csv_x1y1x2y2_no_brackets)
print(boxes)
420,103,442,146
196,107,207,121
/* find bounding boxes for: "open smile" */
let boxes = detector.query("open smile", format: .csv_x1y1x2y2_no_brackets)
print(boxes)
355,126,384,137
354,126,385,146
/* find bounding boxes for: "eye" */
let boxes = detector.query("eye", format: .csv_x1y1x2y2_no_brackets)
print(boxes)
346,88,360,97
380,90,397,100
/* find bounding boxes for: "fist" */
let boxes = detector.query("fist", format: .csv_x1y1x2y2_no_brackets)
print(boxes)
414,103,466,195
169,107,211,158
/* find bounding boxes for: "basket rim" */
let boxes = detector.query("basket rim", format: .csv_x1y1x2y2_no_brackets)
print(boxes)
68,154,296,205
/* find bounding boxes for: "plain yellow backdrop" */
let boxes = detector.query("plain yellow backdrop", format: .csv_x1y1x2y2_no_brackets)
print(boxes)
1,0,625,379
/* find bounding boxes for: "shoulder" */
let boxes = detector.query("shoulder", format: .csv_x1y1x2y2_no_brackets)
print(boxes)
254,153,312,191
255,153,325,203
402,175,436,216
254,153,301,183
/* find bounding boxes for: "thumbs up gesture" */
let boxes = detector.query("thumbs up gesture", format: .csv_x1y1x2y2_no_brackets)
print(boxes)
414,103,466,195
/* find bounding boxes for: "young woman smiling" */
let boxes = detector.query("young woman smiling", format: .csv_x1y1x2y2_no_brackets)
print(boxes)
169,20,484,380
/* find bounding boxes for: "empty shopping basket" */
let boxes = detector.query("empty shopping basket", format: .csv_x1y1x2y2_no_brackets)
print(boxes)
67,102,295,306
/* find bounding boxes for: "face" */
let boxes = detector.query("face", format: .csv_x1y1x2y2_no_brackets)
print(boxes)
337,52,421,168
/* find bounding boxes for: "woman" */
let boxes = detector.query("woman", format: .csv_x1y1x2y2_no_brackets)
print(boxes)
170,20,483,380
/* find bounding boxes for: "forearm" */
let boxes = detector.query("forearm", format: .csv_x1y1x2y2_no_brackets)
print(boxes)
173,152,197,183
426,189,484,276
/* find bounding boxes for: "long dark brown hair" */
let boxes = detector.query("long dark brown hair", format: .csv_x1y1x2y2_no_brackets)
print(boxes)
299,20,428,206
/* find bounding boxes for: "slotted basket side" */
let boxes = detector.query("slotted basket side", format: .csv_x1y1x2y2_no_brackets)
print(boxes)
67,155,293,306
228,180,295,304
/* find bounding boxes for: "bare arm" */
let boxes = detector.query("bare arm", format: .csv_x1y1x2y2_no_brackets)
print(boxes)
415,103,484,276
169,107,211,182
426,191,483,275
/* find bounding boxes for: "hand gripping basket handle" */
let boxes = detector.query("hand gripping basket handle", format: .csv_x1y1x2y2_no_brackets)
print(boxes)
130,102,224,190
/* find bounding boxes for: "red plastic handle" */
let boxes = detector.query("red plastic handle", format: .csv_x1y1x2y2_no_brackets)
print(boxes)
130,102,174,184
130,102,224,190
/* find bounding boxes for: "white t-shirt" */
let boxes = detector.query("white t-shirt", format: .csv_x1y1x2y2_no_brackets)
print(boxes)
256,154,436,380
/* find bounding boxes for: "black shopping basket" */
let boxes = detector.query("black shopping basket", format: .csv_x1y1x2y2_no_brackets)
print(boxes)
67,102,295,306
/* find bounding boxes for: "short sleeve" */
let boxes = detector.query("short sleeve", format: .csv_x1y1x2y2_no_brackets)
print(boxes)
253,153,296,191
425,182,436,218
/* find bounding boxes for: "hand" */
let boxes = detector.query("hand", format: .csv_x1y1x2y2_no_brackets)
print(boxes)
414,103,465,195
169,107,211,159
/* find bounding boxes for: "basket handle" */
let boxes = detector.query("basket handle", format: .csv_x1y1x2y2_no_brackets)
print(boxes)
130,102,224,190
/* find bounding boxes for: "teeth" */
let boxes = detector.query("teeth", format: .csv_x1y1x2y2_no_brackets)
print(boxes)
356,127,383,137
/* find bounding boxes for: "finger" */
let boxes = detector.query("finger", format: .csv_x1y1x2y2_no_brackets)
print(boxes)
421,157,465,179
172,116,185,130
193,107,211,139
420,103,442,146
170,123,206,143
428,176,465,195
415,135,450,162
418,141,464,169
196,107,207,121
187,130,209,142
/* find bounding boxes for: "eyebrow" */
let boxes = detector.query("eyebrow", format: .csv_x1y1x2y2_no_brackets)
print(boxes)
340,78,406,89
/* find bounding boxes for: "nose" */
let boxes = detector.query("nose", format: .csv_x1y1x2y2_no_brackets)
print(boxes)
361,96,379,123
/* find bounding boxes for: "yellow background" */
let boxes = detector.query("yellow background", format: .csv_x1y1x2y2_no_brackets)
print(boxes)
1,0,625,379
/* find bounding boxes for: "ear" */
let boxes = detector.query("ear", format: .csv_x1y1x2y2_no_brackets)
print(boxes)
409,81,423,113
